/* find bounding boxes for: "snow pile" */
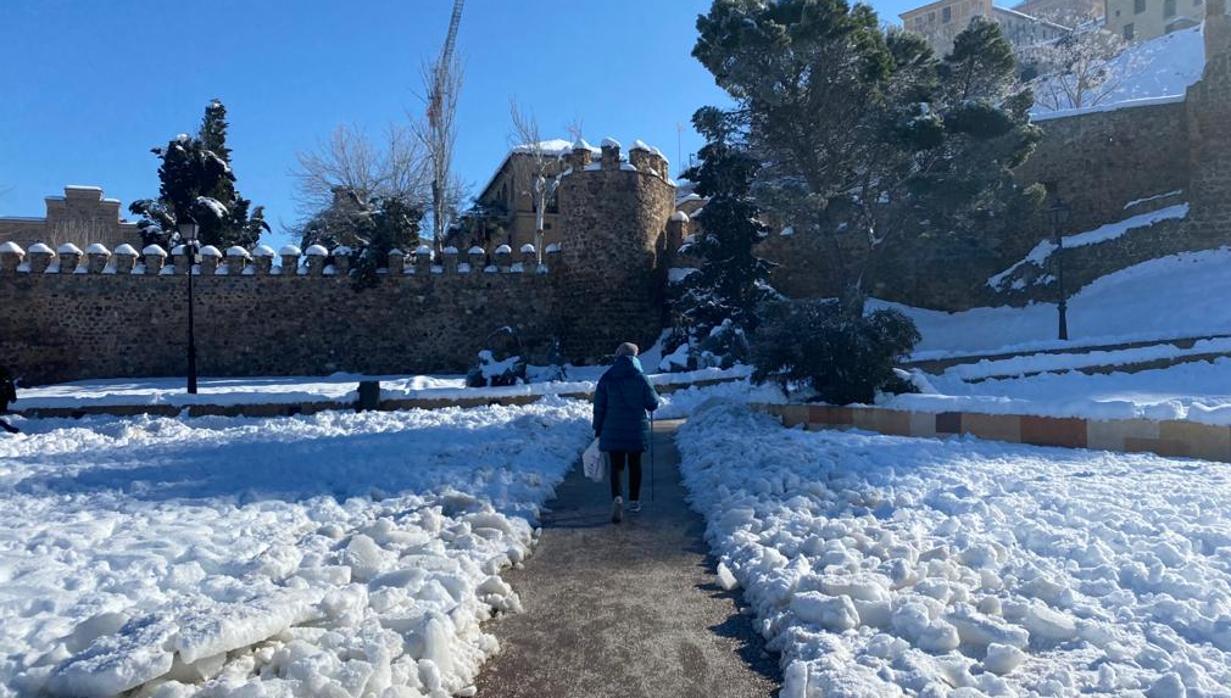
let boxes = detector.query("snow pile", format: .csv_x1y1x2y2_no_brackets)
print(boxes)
1031,26,1204,119
986,204,1189,290
875,247,1231,360
677,403,1231,696
0,399,593,697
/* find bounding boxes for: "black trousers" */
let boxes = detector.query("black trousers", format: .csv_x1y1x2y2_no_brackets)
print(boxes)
609,451,642,501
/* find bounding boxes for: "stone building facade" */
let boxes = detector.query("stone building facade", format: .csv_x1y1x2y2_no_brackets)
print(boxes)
0,186,140,250
0,140,678,384
900,0,1070,56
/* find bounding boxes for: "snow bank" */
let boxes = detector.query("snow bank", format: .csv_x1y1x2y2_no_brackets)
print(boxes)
1031,26,1204,119
0,399,593,697
877,247,1231,360
678,403,1231,696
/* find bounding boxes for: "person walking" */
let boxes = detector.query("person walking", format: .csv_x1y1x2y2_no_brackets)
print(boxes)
592,342,660,523
0,366,20,435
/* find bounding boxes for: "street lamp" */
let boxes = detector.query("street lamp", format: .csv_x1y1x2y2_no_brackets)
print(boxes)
1048,198,1072,341
179,221,200,394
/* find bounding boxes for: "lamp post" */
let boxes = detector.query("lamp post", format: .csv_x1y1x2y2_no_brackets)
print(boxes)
1048,198,1072,341
179,222,200,394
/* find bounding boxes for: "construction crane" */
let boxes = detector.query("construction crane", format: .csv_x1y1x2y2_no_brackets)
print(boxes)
428,0,464,253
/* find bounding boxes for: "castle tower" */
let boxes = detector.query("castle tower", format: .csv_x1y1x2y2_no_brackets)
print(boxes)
557,138,675,362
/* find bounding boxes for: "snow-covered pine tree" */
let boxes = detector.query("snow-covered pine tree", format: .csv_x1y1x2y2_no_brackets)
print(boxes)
666,106,775,370
346,195,424,290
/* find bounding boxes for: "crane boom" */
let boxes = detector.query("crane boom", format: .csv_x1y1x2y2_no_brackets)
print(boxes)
428,0,464,128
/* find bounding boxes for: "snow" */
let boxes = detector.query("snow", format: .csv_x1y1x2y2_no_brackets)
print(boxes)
678,402,1231,697
64,185,103,192
987,204,1189,289
544,243,560,254
0,400,594,697
85,244,110,255
194,196,230,221
442,246,459,255
279,245,301,257
493,244,512,255
142,245,168,257
630,139,652,152
198,246,222,259
56,243,82,255
225,246,250,258
668,267,699,285
112,244,138,257
0,241,24,255
254,245,276,258
518,244,535,254
413,245,432,257
1031,26,1205,119
906,352,1231,425
876,247,1231,361
600,137,621,148
670,210,689,222
303,245,328,257
571,137,592,151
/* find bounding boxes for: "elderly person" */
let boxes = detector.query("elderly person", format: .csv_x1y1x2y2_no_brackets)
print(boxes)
592,342,660,523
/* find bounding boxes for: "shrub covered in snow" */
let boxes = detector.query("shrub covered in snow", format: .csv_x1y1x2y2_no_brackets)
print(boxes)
751,299,919,405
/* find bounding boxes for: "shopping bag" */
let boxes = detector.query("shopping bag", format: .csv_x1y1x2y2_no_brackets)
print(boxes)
582,439,606,483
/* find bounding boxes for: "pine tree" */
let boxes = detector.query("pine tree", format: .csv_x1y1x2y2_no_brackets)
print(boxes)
667,106,775,369
130,100,269,250
692,0,1043,315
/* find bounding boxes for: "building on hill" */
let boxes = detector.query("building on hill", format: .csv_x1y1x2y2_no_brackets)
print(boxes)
1106,0,1207,41
0,186,139,250
900,0,1071,55
1014,0,1103,22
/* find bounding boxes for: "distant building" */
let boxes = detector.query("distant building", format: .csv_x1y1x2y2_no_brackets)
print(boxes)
900,0,1071,55
1105,0,1205,41
1014,0,1104,22
0,186,139,250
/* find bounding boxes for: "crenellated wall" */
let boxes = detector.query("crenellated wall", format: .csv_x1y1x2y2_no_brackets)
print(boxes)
0,140,679,384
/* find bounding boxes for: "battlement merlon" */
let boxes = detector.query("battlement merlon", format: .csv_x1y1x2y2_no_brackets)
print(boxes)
0,242,560,278
559,137,673,185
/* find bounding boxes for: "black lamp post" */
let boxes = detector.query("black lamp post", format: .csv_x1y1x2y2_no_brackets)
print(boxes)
1048,198,1072,341
180,221,200,394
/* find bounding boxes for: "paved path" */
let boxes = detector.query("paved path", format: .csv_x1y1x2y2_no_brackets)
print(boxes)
475,420,780,698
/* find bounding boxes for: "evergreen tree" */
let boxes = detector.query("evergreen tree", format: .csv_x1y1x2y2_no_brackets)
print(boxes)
667,106,775,369
692,0,1043,315
130,100,269,250
346,195,424,290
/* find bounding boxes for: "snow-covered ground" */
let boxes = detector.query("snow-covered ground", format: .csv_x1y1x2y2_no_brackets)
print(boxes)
678,403,1231,697
875,247,1231,360
0,400,593,697
1031,26,1204,119
901,354,1231,425
13,366,752,412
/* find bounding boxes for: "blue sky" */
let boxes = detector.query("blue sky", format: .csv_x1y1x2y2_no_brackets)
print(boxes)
0,0,915,246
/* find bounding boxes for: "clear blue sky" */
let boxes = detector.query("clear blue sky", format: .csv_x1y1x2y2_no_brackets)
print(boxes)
0,0,914,247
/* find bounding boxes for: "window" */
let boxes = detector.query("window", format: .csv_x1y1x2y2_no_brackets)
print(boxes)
1165,0,1177,17
1134,0,1146,13
943,6,952,22
1124,22,1135,39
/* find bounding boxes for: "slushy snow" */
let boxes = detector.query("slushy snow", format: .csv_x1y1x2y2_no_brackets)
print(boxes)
678,402,1231,696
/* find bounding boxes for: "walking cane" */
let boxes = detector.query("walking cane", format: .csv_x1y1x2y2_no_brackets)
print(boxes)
649,410,656,502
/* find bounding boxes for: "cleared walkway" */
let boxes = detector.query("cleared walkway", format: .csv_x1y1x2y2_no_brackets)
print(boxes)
475,420,780,698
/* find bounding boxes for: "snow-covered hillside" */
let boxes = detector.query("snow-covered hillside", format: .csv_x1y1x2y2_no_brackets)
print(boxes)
1031,26,1205,119
873,247,1231,359
0,401,593,697
679,403,1231,696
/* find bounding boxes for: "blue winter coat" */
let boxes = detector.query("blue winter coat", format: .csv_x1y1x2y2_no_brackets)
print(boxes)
593,356,660,453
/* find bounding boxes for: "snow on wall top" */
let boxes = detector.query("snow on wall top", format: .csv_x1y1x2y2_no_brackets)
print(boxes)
141,244,168,257
0,241,25,254
670,211,690,222
278,245,301,256
57,243,83,255
601,137,621,148
1031,26,1204,121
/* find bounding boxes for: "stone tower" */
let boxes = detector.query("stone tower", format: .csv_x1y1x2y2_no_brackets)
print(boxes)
556,138,675,362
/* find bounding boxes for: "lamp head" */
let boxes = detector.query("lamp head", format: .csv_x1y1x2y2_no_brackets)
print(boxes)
178,221,199,243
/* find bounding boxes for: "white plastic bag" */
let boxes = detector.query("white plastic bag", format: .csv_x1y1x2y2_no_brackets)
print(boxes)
582,439,606,483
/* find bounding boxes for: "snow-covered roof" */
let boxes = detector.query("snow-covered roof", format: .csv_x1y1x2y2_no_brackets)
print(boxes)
494,244,513,254
254,244,277,257
620,163,638,172
225,245,250,258
601,137,622,149
670,210,690,222
199,245,223,258
57,243,82,255
27,242,54,254
0,241,25,254
304,244,329,256
511,139,588,156
85,243,110,255
468,246,485,255
279,244,302,256
520,243,536,253
142,244,168,257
